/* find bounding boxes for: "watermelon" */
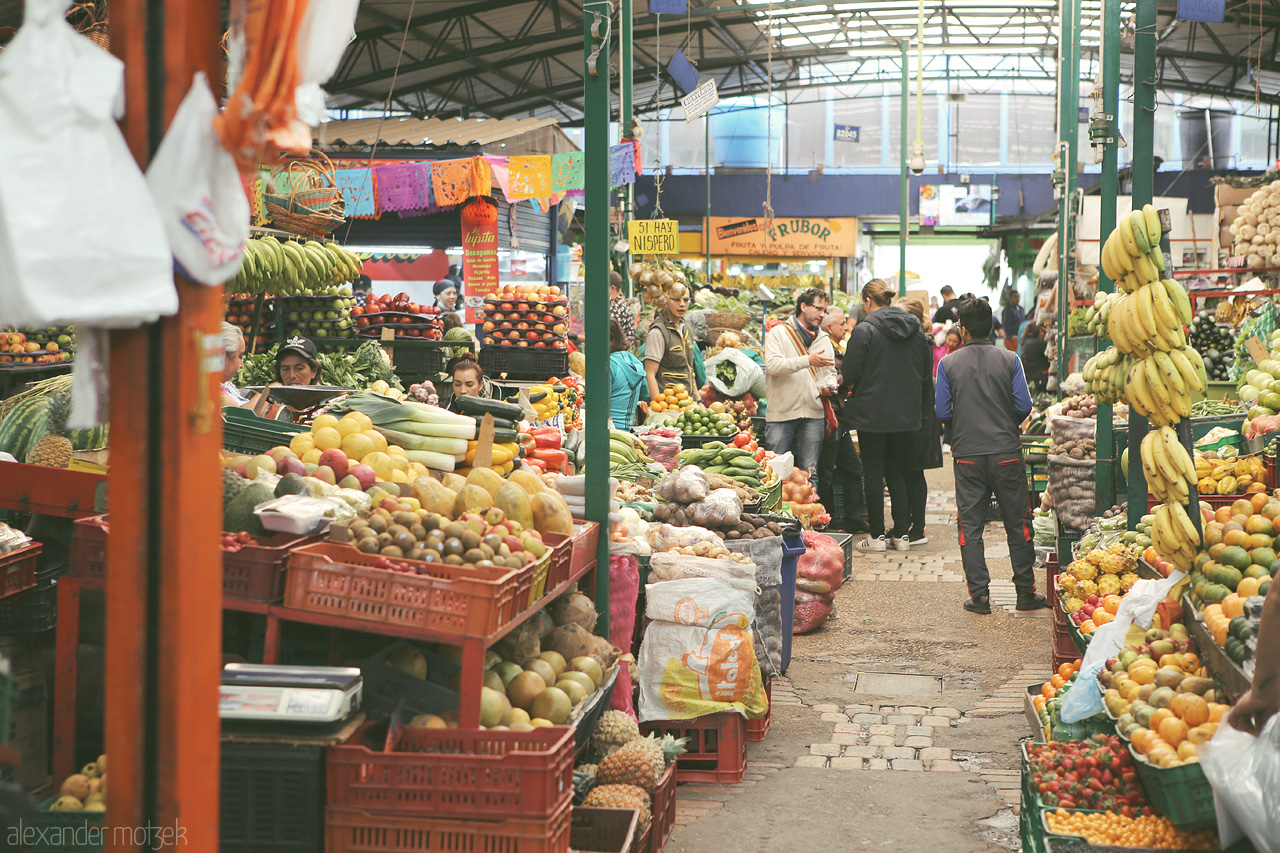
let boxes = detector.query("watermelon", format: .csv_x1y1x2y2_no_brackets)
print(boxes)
0,395,52,462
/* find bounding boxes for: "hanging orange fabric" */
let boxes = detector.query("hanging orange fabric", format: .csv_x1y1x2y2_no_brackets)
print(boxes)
431,159,473,206
469,157,493,198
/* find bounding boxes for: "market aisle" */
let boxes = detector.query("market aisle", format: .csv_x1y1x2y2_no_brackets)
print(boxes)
666,463,1052,852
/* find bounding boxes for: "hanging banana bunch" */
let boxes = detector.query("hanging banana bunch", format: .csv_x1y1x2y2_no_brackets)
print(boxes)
1098,203,1205,572
226,236,365,297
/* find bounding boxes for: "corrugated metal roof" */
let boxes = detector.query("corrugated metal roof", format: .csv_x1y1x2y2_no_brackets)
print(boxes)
313,116,577,155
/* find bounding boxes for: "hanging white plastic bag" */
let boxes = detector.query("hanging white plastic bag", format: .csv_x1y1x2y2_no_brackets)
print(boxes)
0,0,176,329
146,72,249,286
294,0,362,126
704,348,766,398
1199,715,1280,853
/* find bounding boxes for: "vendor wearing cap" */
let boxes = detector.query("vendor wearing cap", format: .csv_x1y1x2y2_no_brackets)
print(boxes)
643,282,703,404
274,336,328,424
434,279,462,316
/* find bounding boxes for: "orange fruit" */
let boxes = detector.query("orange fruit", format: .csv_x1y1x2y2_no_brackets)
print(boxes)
1159,716,1189,748
1233,498,1256,517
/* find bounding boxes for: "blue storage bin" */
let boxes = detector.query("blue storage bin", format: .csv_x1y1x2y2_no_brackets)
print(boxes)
779,534,806,673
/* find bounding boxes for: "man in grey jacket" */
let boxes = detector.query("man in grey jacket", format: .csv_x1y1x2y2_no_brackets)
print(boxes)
936,298,1048,614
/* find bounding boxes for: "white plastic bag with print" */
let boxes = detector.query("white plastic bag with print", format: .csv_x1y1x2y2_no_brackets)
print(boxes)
146,72,250,286
1059,571,1185,723
0,0,176,329
636,576,766,722
1199,714,1280,853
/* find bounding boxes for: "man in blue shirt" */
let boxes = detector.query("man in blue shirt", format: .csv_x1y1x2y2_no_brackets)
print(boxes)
1002,291,1026,352
936,298,1047,614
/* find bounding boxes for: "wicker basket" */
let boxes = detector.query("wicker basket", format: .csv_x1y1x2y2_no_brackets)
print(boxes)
67,3,109,50
265,152,346,237
707,312,750,331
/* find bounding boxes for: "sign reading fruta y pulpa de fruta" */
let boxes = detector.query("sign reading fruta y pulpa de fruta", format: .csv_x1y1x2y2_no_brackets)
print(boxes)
461,202,499,323
706,216,858,257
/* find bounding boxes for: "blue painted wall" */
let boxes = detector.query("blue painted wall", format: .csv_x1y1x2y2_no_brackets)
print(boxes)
631,169,1243,221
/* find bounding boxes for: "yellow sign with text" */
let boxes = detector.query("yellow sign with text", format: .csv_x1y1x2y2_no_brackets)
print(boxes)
628,219,679,255
706,216,858,258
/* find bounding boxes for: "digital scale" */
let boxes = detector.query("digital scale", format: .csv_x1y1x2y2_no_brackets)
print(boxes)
219,663,363,724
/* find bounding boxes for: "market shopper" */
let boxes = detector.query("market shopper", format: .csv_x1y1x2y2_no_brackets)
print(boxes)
609,271,637,349
1228,576,1280,734
1002,291,1026,351
643,282,702,406
841,279,930,552
935,297,1047,613
609,319,648,429
445,355,496,409
763,288,836,487
900,298,943,545
434,280,461,314
218,322,275,414
815,307,868,534
1020,323,1051,393
932,285,962,324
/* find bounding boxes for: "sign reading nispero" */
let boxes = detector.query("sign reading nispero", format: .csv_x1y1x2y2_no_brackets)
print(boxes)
628,219,678,255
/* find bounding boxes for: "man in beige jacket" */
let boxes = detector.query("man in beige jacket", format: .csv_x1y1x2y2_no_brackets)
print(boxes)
763,288,836,486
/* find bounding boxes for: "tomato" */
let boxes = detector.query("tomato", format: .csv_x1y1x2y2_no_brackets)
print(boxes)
732,432,751,448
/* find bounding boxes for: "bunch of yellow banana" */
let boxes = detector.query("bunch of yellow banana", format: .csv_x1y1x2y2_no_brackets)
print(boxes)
1124,348,1210,426
1105,280,1194,357
228,237,364,297
1150,498,1200,572
1083,291,1123,339
1081,346,1134,404
1140,425,1197,504
1100,204,1167,292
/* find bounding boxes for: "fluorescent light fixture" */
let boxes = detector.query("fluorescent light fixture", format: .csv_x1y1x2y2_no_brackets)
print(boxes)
847,45,1045,57
343,245,435,253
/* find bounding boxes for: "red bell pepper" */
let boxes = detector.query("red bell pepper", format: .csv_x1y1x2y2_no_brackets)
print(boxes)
529,448,568,472
524,457,547,472
531,427,562,450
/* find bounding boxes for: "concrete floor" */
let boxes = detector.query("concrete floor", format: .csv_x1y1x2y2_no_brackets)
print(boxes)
665,461,1052,853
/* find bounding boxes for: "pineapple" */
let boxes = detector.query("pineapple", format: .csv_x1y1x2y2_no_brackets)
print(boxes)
595,734,687,793
27,392,73,468
573,765,598,805
583,784,651,826
591,710,640,759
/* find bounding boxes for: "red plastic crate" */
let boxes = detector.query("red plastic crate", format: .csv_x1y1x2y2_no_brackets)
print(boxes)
640,712,747,784
1267,453,1277,489
283,541,529,639
570,522,601,574
571,807,640,853
327,723,574,820
325,799,571,853
0,543,40,601
1044,553,1060,609
543,531,573,591
71,514,309,603
746,677,771,742
635,761,676,853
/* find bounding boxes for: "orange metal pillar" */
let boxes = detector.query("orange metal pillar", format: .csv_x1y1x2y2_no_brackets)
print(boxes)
106,2,223,850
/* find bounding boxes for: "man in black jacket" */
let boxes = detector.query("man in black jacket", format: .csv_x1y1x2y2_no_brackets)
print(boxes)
936,298,1048,614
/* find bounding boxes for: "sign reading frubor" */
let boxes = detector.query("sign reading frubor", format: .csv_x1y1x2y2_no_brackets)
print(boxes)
706,216,858,257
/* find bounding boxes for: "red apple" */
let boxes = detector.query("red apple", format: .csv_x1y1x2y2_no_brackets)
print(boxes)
534,341,547,348
319,449,349,480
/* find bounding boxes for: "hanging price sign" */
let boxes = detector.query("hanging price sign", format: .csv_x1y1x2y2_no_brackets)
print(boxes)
627,219,678,255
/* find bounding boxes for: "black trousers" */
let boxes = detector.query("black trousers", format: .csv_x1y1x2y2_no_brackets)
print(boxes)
858,431,912,538
953,453,1037,598
817,430,867,529
903,468,927,538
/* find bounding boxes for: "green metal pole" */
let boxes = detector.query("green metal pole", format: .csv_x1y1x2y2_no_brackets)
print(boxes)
584,3,611,637
899,40,908,297
1127,0,1156,532
1096,0,1120,513
620,0,634,295
705,114,712,282
1056,0,1080,397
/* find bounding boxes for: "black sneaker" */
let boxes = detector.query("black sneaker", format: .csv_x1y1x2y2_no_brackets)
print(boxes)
847,522,871,535
1017,592,1050,611
908,533,928,546
963,595,992,615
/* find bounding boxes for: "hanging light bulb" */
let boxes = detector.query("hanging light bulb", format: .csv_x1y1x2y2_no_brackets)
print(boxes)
910,143,926,176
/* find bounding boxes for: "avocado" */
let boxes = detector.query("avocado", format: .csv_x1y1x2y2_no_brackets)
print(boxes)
274,473,309,498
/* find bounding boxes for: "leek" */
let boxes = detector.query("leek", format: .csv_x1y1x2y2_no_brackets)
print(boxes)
376,419,476,440
405,449,457,472
372,427,468,456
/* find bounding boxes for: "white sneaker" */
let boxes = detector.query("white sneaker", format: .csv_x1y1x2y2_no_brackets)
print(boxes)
891,536,910,551
857,535,887,552
942,444,952,454
909,535,928,546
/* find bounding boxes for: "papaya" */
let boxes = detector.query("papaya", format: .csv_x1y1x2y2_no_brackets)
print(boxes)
412,476,457,517
442,472,467,492
530,490,574,536
495,482,535,531
465,467,506,500
507,467,548,495
454,484,495,517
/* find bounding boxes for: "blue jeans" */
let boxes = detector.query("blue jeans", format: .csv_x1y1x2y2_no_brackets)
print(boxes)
765,417,824,489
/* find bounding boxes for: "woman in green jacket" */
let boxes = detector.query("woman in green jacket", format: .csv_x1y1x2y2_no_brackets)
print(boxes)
609,319,648,429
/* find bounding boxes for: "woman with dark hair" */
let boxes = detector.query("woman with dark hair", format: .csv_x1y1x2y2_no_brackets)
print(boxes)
1019,323,1050,393
609,318,648,428
840,279,930,553
899,298,944,545
271,336,330,424
434,280,461,314
445,355,495,411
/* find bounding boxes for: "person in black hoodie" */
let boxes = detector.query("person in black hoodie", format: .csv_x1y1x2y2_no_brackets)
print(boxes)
900,298,944,546
841,279,930,553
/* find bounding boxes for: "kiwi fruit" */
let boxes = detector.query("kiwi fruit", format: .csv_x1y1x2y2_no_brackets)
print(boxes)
504,554,525,569
443,522,466,541
482,533,503,553
368,515,388,533
381,545,404,558
443,537,465,557
422,514,443,532
464,548,487,565
444,554,464,565
393,511,418,528
394,530,416,550
356,538,379,554
377,532,394,549
421,550,441,562
410,523,427,540
460,529,483,551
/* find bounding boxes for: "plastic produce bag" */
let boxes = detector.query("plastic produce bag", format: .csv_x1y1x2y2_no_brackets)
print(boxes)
797,531,844,594
607,553,640,718
793,590,834,633
1059,571,1185,724
0,0,176,329
1199,714,1280,853
1046,455,1097,531
294,0,362,126
646,523,723,553
654,466,709,503
146,73,249,286
637,575,767,722
646,553,757,590
704,348,766,399
637,431,682,471
685,488,743,528
726,536,783,677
